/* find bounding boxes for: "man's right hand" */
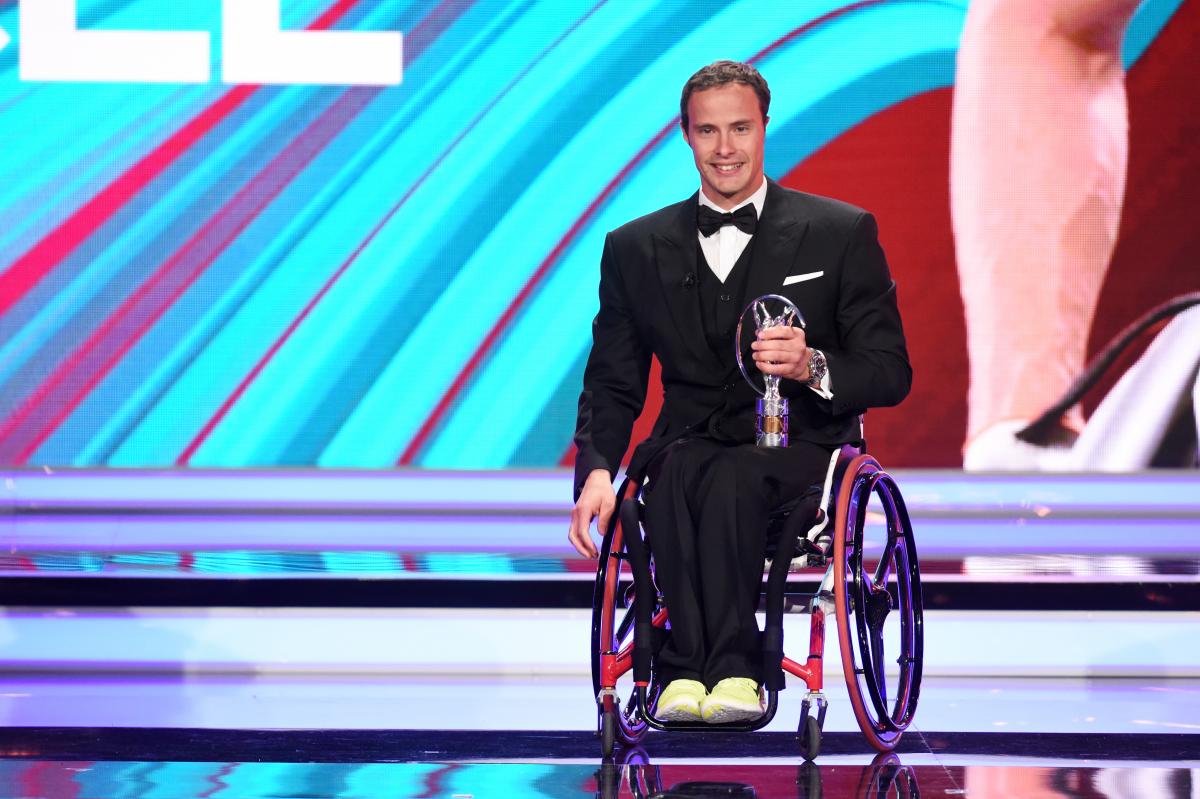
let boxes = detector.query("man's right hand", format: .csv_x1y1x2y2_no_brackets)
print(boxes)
568,469,616,559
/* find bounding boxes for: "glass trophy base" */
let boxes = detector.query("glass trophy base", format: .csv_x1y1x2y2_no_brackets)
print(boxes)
756,396,788,448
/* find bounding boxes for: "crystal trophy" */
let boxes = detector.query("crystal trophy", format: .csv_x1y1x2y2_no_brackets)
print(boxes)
735,294,806,447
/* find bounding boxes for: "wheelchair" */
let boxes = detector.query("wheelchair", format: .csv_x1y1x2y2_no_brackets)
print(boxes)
590,442,923,759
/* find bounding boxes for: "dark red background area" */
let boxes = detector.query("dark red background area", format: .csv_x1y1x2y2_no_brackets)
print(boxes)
784,1,1200,467
581,1,1200,470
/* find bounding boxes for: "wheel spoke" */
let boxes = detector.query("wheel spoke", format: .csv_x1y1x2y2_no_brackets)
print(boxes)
870,626,887,707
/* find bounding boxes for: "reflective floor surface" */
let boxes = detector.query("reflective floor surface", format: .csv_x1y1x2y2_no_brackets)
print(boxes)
2,677,1199,798
1,749,1198,798
3,469,1197,796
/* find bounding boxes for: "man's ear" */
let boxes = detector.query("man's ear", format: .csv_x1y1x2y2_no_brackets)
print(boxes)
763,114,770,130
680,123,690,146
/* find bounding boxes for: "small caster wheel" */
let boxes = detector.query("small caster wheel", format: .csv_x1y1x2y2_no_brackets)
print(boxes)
600,710,617,759
800,714,821,761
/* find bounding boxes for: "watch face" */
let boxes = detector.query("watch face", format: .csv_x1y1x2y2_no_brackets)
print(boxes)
808,350,827,385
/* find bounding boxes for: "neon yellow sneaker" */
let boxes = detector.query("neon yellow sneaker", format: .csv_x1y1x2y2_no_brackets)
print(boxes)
655,679,707,722
700,677,764,724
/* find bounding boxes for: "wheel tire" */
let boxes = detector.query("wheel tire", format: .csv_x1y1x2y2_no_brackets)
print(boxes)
601,709,617,759
833,455,924,752
800,714,822,761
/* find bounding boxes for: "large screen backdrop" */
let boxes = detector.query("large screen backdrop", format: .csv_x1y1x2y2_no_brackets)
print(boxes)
0,0,1196,469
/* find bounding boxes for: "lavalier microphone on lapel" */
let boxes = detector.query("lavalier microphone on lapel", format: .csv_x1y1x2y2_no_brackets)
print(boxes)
682,272,697,289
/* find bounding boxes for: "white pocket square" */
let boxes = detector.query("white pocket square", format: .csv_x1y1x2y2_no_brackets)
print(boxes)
783,271,824,286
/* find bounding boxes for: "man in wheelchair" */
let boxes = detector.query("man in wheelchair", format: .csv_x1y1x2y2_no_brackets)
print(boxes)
568,61,910,725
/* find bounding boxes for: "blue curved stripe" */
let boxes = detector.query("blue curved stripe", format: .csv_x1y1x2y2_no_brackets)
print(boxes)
0,86,208,259
187,0,554,466
1124,0,1185,65
307,0,711,466
318,0,726,466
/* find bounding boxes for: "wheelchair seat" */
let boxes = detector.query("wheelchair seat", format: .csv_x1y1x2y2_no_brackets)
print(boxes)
764,443,863,566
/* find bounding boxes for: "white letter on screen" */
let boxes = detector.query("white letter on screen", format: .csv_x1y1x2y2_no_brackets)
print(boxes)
222,0,403,86
0,25,10,54
19,0,209,83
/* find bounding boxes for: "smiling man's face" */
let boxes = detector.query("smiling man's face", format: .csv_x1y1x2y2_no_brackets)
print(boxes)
683,82,767,210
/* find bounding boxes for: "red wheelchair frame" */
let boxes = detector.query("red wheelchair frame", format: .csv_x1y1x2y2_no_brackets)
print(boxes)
590,446,923,759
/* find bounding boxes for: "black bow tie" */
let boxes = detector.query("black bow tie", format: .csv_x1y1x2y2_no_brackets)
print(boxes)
697,203,758,237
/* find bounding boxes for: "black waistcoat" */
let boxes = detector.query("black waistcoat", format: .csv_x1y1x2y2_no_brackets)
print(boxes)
696,237,756,442
696,237,755,365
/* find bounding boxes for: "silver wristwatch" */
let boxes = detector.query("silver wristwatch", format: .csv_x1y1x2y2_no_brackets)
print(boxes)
806,348,828,388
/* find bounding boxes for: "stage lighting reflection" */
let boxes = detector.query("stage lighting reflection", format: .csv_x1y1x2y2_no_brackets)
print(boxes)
1,754,1199,798
594,751,921,799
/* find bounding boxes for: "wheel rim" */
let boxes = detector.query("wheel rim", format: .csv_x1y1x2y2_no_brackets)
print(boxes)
833,455,924,750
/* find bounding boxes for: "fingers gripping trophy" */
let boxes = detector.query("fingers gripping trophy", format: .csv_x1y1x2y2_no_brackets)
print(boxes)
736,294,806,447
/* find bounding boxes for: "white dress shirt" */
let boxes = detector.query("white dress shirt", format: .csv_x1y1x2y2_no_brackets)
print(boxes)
697,179,833,399
697,180,767,283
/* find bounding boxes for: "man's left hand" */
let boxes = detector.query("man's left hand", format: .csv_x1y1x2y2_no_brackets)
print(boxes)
752,325,811,382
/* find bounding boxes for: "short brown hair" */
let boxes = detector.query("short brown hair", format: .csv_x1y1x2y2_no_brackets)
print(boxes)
680,60,770,132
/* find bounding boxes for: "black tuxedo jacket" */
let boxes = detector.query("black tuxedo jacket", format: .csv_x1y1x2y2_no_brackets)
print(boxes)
573,180,910,499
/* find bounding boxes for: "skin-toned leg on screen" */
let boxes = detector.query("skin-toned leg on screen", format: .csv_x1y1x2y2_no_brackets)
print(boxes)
952,0,1138,469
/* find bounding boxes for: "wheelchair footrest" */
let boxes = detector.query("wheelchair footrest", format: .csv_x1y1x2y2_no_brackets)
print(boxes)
795,535,831,567
636,685,782,733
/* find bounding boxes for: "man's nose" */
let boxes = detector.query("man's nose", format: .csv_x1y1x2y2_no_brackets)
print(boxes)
715,131,735,154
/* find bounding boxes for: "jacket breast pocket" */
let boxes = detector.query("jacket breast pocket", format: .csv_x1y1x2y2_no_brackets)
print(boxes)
782,270,824,286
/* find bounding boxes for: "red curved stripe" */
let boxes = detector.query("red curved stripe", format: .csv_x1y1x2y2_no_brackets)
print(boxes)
403,2,888,465
178,0,608,464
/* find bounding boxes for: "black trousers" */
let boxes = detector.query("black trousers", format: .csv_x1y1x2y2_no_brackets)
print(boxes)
641,437,832,689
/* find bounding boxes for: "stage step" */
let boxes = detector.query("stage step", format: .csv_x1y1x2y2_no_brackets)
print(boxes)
2,469,1198,610
4,469,1199,560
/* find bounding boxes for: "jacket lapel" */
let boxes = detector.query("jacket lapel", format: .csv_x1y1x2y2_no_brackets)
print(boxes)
744,180,809,304
733,181,811,376
653,195,715,366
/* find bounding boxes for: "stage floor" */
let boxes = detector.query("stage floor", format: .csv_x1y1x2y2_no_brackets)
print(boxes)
1,675,1198,798
2,468,1198,796
3,674,1200,736
0,730,1198,798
